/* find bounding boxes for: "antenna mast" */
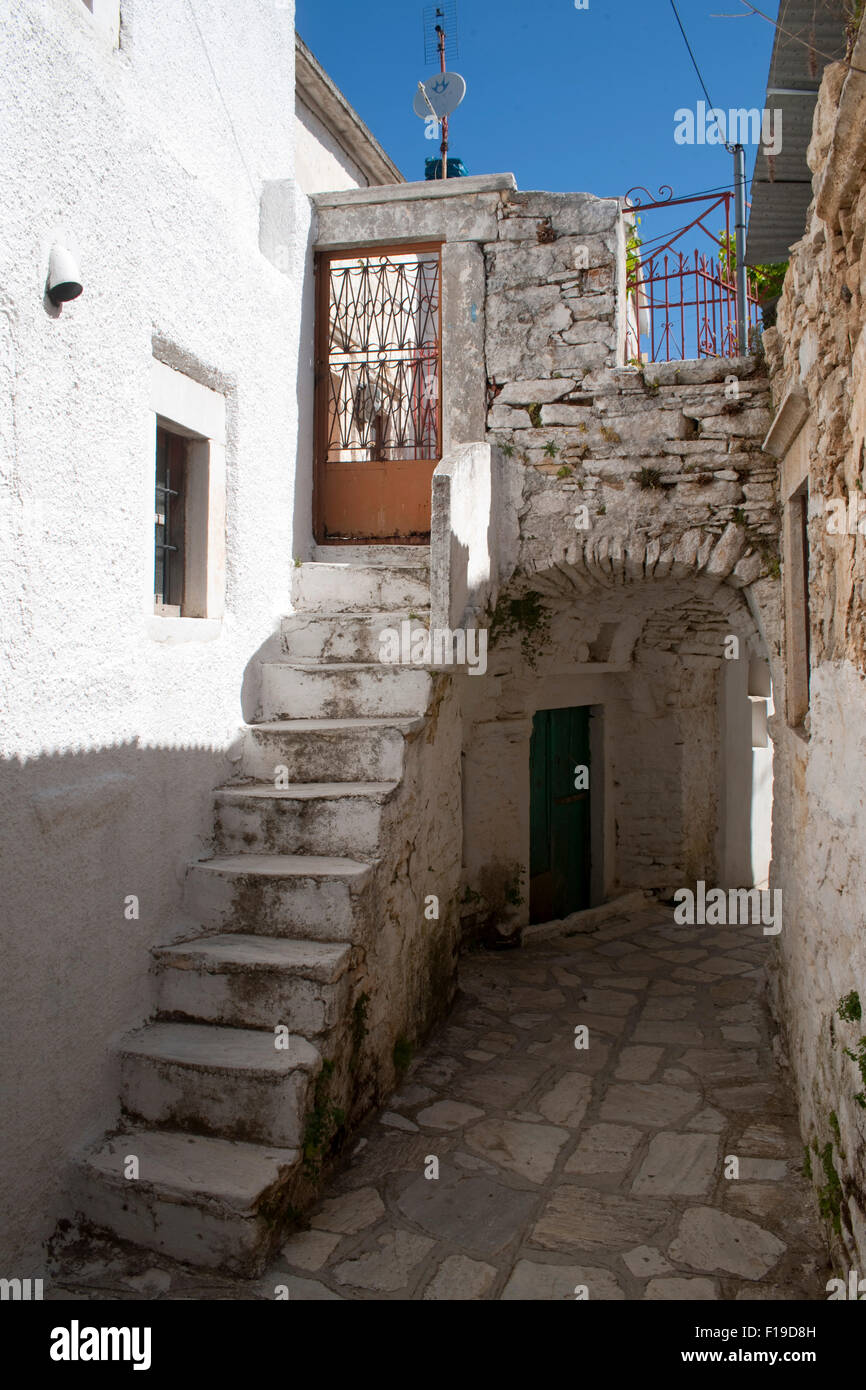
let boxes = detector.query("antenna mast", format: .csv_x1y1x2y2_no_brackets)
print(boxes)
436,16,448,179
415,3,464,182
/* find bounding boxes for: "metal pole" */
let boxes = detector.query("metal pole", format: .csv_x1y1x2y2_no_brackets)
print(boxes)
733,143,748,354
437,25,448,180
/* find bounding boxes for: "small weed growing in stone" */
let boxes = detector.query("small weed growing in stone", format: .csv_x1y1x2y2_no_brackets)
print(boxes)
556,464,573,478
843,1038,866,1108
393,1036,413,1077
829,1110,843,1151
489,590,551,668
636,466,663,490
303,1059,345,1178
527,403,543,428
503,871,524,909
816,1141,843,1234
638,371,660,397
543,440,559,458
349,993,369,1074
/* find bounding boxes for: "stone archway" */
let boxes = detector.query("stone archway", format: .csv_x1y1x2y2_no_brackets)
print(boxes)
459,543,779,939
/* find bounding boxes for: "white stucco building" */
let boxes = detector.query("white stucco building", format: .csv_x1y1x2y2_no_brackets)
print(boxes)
2,0,810,1286
0,0,400,1273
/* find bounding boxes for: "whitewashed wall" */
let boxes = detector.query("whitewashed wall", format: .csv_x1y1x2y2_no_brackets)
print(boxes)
0,0,360,1271
295,100,369,196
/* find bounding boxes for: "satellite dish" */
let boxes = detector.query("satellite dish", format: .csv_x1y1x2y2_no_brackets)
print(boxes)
412,71,466,119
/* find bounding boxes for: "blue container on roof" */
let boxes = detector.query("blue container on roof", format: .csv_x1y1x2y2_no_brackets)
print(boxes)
425,156,468,180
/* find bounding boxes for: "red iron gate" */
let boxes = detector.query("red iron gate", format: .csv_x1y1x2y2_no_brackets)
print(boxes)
624,189,761,364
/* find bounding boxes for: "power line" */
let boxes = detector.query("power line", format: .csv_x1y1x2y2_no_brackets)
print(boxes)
185,0,259,201
669,0,721,113
736,0,866,77
669,0,736,151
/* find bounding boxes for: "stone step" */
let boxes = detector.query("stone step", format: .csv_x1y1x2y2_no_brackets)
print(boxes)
293,562,430,615
183,852,374,940
70,1128,299,1275
241,717,422,784
214,782,399,857
311,544,429,569
154,933,352,1035
281,609,430,665
260,661,433,720
118,1022,321,1148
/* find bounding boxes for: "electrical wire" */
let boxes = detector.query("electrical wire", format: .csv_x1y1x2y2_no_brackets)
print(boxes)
669,0,736,151
669,0,722,114
736,0,866,77
185,0,259,200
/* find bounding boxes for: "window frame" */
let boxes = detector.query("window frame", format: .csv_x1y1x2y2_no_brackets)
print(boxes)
780,429,811,733
149,359,226,629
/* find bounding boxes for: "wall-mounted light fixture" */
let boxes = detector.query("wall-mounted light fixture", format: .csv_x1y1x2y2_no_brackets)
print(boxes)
46,244,83,305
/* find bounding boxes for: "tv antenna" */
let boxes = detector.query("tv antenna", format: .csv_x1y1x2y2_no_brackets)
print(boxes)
414,3,465,180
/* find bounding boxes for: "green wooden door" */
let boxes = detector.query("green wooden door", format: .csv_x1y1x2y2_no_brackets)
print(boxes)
529,706,591,923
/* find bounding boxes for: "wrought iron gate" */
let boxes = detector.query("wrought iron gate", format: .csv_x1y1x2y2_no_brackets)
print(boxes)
314,244,441,542
624,189,761,364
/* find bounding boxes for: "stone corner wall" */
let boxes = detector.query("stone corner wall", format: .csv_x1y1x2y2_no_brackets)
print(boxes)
760,44,866,1271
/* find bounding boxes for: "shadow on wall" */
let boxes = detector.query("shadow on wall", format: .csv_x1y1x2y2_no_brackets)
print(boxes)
0,737,235,1270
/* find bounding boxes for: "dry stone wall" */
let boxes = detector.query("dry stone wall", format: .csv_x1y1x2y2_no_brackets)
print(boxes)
455,188,781,933
760,48,866,1270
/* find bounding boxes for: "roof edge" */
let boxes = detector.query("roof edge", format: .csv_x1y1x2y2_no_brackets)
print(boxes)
295,33,404,188
313,173,518,209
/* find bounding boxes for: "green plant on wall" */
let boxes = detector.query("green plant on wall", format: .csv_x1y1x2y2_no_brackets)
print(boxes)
636,466,663,490
836,991,866,1107
844,1,865,57
393,1036,413,1077
489,590,552,669
349,992,369,1074
815,1140,844,1235
837,990,862,1024
718,231,787,304
626,216,642,280
503,866,524,909
302,1059,345,1179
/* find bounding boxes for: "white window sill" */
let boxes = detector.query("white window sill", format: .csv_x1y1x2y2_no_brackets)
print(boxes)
147,617,223,644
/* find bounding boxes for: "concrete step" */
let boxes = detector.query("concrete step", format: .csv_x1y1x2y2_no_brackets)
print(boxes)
183,852,374,940
260,662,433,720
241,717,422,784
214,782,399,857
281,609,430,665
118,1022,321,1148
293,563,430,615
70,1128,299,1275
154,933,352,1035
311,544,429,569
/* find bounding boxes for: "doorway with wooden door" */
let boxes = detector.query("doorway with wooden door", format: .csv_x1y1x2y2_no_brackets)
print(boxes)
314,243,442,543
529,705,592,924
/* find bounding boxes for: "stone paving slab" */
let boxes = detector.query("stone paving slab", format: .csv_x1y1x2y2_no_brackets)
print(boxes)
47,905,829,1301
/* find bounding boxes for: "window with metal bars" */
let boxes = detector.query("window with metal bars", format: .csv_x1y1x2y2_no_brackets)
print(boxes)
154,426,187,615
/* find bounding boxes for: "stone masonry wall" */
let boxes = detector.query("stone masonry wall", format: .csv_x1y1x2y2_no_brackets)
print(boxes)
456,188,781,932
761,43,866,1269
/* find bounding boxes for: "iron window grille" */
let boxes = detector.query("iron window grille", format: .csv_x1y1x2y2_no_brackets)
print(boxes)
154,425,186,614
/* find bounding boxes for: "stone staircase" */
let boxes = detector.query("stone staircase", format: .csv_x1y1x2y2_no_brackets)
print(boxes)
69,546,445,1276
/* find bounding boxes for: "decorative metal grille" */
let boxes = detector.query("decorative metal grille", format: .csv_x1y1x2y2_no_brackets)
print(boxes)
624,191,761,364
322,250,441,464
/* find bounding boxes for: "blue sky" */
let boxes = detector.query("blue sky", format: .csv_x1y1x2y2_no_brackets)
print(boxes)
296,0,781,204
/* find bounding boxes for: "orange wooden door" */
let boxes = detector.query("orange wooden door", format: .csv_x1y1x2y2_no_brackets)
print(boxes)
314,245,441,543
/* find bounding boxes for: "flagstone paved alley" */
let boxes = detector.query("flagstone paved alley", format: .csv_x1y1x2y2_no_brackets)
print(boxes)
49,901,829,1301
